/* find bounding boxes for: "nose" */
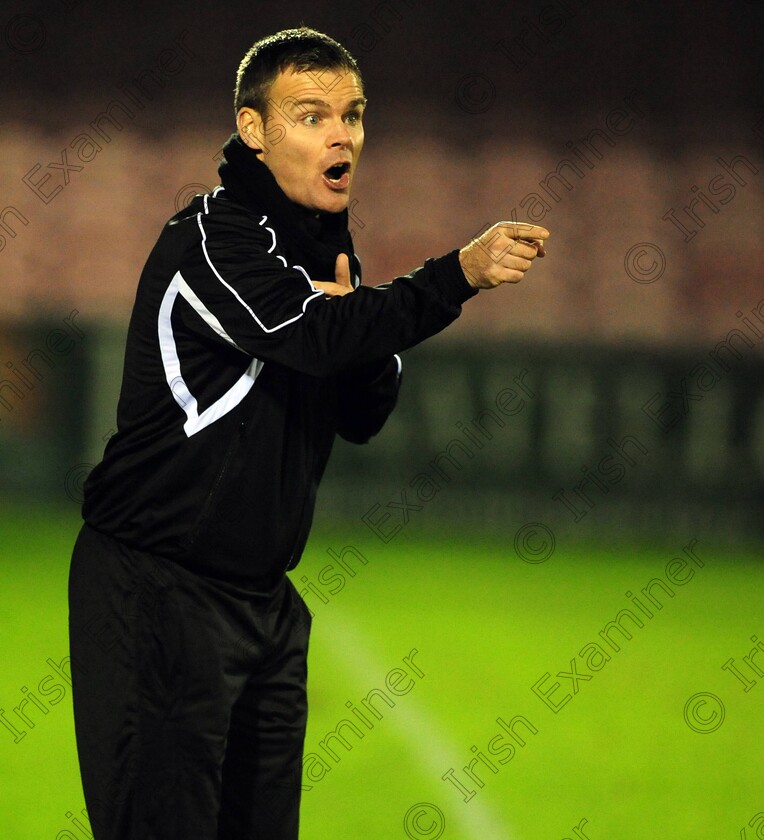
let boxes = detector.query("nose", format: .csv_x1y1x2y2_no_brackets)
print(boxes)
327,117,352,149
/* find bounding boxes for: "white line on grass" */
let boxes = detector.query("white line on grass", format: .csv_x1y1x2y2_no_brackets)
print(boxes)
314,612,516,840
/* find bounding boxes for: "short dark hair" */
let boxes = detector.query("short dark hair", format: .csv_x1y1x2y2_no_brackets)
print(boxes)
234,26,363,117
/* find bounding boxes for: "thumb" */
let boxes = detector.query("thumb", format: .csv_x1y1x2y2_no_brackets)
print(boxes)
334,253,352,289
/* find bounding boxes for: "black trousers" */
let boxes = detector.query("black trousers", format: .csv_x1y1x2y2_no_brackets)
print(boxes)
68,524,311,840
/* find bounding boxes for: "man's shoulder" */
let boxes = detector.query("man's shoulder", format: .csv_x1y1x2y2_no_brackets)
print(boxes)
164,188,276,248
168,187,252,226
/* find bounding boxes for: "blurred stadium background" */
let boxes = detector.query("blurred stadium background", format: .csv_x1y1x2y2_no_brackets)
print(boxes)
1,1,762,838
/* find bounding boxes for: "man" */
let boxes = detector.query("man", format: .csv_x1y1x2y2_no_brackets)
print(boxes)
68,26,549,840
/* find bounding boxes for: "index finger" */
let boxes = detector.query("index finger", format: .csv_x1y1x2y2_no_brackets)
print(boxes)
497,222,551,241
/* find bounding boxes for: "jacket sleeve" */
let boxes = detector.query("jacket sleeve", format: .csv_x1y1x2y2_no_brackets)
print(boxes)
335,355,402,444
174,202,477,377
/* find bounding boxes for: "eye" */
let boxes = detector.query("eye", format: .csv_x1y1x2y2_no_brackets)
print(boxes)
345,111,362,125
303,113,320,126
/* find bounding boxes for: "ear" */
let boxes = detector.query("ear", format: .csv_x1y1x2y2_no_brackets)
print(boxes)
236,107,265,153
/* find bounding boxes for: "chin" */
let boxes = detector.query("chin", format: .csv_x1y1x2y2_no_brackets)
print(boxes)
317,195,349,215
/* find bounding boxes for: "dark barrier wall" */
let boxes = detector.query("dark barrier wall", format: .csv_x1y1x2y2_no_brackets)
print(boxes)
322,339,764,544
2,320,761,543
0,314,89,497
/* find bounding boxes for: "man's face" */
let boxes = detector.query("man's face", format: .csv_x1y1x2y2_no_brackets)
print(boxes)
239,66,366,214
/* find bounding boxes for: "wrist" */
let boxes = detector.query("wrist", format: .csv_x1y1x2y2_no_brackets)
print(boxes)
458,249,480,289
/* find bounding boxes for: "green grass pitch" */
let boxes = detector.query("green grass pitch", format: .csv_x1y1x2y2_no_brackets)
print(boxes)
1,503,762,839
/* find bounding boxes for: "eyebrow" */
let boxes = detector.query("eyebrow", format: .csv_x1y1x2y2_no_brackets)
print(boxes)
287,97,367,111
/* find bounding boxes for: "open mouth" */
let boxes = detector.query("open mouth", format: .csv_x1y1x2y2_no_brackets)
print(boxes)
322,162,351,190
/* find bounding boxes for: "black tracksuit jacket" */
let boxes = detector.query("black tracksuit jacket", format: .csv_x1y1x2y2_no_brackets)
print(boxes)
82,159,477,586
